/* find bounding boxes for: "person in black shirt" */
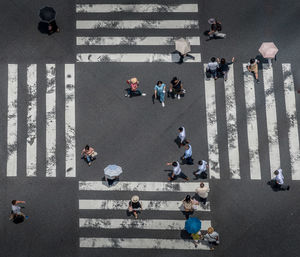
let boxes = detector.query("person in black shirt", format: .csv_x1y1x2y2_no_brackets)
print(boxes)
48,20,60,35
128,195,142,219
217,57,235,81
169,77,185,100
208,18,226,40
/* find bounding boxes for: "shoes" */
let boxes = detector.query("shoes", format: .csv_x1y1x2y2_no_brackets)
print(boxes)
142,93,146,96
88,162,91,166
125,94,129,97
177,95,181,100
184,177,189,181
25,216,29,219
256,79,260,83
287,186,290,191
162,102,165,107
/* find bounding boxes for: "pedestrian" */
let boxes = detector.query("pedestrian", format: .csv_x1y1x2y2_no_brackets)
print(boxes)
105,175,119,187
166,161,189,181
10,200,28,223
202,227,220,250
81,145,97,166
48,20,60,35
182,195,199,219
195,182,210,206
247,58,260,83
193,160,209,179
217,57,235,81
191,230,203,248
207,18,226,40
168,77,185,99
177,51,195,64
181,144,193,165
175,126,187,148
271,169,290,191
125,77,146,97
154,81,166,107
128,195,142,219
206,57,219,80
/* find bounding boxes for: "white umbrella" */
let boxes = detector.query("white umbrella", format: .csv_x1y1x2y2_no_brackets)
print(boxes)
104,165,123,179
175,38,191,55
259,42,278,67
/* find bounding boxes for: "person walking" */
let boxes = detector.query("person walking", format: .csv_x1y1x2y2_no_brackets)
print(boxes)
208,18,226,40
193,160,209,179
195,182,210,206
125,77,146,97
191,230,203,248
182,195,199,219
154,81,166,107
10,200,28,222
181,144,193,165
176,126,187,147
169,77,185,99
272,169,290,191
81,145,97,166
217,57,235,81
48,20,60,35
128,195,142,219
247,58,260,83
166,161,189,181
206,57,219,80
202,227,220,250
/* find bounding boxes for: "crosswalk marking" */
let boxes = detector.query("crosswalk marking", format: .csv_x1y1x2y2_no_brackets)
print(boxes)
46,64,56,177
282,64,300,180
204,65,220,179
79,181,207,192
26,64,38,176
65,64,76,177
263,64,280,176
79,218,211,230
76,36,200,46
79,200,211,212
77,53,201,63
79,238,210,250
7,64,18,177
224,65,240,179
243,64,261,179
76,20,199,29
76,4,199,13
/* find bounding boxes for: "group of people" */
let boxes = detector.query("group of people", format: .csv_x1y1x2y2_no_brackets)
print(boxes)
125,77,186,108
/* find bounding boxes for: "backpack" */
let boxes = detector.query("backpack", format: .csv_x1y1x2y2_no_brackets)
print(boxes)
216,22,222,31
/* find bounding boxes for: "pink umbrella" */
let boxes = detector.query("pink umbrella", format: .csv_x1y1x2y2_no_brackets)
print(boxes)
258,42,278,59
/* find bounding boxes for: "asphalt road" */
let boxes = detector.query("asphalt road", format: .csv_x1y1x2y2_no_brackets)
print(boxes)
0,0,300,257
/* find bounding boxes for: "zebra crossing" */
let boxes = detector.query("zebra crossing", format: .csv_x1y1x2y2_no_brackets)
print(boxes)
5,64,76,177
76,3,201,63
205,63,300,180
79,181,212,251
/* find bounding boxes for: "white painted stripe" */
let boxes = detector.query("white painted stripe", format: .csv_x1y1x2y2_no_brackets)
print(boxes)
65,64,76,177
7,64,18,176
79,200,210,212
26,64,37,176
79,218,211,230
76,4,199,13
262,64,280,176
204,65,220,179
282,64,300,180
77,53,201,63
243,64,261,179
76,36,200,46
46,64,56,177
79,181,208,192
76,20,199,29
80,237,210,250
224,65,240,179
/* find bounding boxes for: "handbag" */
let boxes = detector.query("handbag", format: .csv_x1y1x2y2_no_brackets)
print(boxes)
91,151,98,157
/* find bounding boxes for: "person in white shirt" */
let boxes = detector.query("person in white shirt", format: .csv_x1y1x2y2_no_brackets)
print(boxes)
206,57,219,80
176,127,187,147
195,182,210,205
273,169,290,191
203,227,219,250
193,160,209,179
166,161,189,181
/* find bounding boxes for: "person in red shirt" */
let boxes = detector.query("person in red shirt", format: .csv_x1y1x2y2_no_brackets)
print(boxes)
125,78,146,98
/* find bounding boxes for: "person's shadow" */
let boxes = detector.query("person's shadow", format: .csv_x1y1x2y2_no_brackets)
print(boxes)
38,21,49,34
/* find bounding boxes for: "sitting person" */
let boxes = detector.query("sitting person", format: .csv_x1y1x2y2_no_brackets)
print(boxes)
125,77,146,97
168,77,185,99
81,145,96,166
128,195,142,219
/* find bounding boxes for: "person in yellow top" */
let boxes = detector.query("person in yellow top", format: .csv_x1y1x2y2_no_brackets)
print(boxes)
191,230,203,248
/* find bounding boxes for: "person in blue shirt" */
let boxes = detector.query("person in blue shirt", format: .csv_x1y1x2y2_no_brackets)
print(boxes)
154,81,166,107
181,144,193,165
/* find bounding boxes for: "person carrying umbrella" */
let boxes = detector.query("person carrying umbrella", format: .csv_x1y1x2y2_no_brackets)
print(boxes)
104,165,123,187
39,6,60,35
185,217,202,248
175,38,195,64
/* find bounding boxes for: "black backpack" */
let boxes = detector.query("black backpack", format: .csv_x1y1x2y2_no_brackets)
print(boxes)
216,22,222,31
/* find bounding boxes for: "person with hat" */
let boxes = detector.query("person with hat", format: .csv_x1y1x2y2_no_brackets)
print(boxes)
202,227,220,250
128,195,142,219
125,78,146,98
